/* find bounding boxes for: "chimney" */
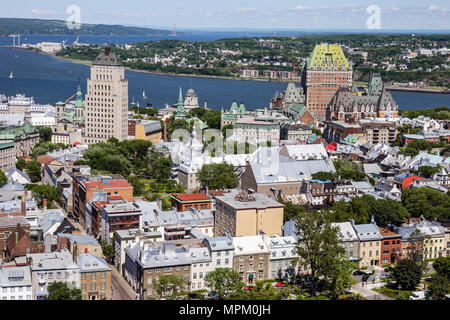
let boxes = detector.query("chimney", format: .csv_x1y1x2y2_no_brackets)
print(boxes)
21,195,26,215
105,47,111,56
204,100,208,109
163,120,168,142
43,199,47,211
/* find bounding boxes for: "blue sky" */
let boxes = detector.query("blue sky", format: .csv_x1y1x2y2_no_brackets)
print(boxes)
4,0,450,30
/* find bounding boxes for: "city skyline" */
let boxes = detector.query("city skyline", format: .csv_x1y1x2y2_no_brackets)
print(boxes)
2,0,450,31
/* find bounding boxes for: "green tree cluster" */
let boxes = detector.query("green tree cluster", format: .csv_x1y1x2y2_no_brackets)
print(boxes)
332,194,410,227
197,163,239,190
401,188,450,220
25,184,62,208
152,275,186,299
204,268,244,299
0,170,7,187
46,282,82,300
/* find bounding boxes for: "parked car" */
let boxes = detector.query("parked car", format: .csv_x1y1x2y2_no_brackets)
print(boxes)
384,267,394,273
409,291,430,300
353,270,367,276
275,282,286,287
362,274,371,282
244,286,254,291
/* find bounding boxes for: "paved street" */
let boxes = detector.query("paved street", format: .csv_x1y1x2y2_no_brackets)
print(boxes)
350,282,391,300
111,266,136,300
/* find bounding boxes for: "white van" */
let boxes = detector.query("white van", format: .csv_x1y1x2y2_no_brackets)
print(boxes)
409,291,430,300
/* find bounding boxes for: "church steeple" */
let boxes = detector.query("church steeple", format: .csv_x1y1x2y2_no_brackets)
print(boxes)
176,86,185,118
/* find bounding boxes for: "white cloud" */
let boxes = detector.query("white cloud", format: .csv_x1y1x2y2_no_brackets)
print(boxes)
392,7,399,12
31,9,58,15
293,5,311,11
428,5,438,11
236,8,258,13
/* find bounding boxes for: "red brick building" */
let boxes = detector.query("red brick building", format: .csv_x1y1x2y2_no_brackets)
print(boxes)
380,228,402,265
170,193,212,212
5,223,39,261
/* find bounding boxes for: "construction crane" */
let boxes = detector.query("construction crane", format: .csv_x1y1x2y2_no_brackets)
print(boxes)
65,94,76,104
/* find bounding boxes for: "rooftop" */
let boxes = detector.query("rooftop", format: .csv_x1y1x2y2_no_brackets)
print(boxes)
213,189,283,210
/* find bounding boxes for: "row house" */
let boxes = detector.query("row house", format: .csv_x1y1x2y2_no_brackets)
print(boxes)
333,221,360,262
202,236,235,270
263,234,298,280
351,218,383,267
232,236,270,286
0,265,33,300
123,241,208,299
379,228,402,265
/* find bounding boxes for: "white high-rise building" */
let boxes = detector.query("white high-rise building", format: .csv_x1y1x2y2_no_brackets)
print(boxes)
84,47,128,144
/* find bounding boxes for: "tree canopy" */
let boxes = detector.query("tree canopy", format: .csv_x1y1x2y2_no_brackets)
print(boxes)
401,188,450,220
46,282,82,300
152,275,185,299
204,268,244,299
294,210,348,296
197,163,239,190
392,259,423,291
0,170,7,187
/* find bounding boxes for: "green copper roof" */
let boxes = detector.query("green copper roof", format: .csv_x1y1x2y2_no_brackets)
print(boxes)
230,102,238,113
55,101,65,106
187,117,208,130
0,141,14,149
75,85,84,108
238,103,246,114
307,43,352,71
368,73,383,96
0,122,38,141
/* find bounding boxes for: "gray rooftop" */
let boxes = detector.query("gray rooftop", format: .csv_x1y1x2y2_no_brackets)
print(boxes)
77,253,111,273
203,236,234,251
353,223,382,241
213,189,283,210
57,233,100,246
27,249,79,271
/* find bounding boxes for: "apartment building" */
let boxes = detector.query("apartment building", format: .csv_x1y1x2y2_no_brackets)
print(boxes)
100,202,142,242
232,235,270,285
128,119,162,145
170,193,212,212
213,190,284,237
57,233,102,259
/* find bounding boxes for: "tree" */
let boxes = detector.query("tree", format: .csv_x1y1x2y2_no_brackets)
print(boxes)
152,275,185,299
280,201,305,222
153,157,172,182
24,160,42,183
127,176,146,196
37,126,52,142
392,259,423,290
326,257,356,300
221,124,234,138
432,257,450,279
197,163,238,190
25,184,62,208
0,170,7,187
406,229,426,263
204,268,244,299
402,188,450,220
428,275,450,300
294,210,346,296
417,166,440,178
16,157,27,171
311,171,335,181
99,240,115,264
46,282,82,300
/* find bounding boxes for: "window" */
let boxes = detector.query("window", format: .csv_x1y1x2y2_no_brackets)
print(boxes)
176,266,181,271
91,273,97,280
81,283,86,290
101,272,106,279
101,282,106,290
193,273,197,279
216,259,221,265
148,270,152,274
91,283,96,291
10,287,15,293
48,272,53,279
155,268,160,273
199,272,203,279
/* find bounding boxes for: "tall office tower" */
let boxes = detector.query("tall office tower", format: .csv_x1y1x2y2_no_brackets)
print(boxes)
84,47,128,145
303,43,353,121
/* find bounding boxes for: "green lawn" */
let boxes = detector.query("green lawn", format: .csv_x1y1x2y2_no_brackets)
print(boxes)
372,286,413,300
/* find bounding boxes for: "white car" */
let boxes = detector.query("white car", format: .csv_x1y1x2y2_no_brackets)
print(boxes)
409,291,429,300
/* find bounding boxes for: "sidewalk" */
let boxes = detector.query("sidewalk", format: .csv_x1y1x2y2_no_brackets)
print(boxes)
350,283,392,300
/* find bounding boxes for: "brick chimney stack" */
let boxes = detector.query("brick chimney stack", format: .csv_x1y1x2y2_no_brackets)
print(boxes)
163,119,168,142
21,193,26,215
43,199,47,210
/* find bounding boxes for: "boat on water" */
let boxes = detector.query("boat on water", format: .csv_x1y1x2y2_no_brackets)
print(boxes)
9,72,13,79
143,90,147,100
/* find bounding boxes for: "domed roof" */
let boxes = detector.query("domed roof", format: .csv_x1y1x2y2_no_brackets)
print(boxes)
186,88,197,97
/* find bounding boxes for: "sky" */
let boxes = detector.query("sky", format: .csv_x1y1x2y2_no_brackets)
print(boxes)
3,0,450,31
